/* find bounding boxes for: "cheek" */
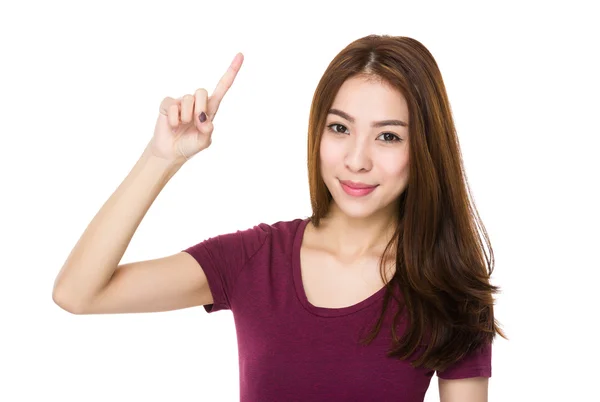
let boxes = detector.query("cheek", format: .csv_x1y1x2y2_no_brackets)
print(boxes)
380,152,410,180
319,137,341,168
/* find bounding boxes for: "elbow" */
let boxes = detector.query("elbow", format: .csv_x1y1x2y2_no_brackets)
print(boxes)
52,287,85,314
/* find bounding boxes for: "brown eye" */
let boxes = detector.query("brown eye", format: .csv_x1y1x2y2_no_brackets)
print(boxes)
378,132,402,143
327,123,348,134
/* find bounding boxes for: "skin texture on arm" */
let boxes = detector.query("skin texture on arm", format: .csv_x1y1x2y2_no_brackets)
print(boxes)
52,53,244,314
438,377,488,402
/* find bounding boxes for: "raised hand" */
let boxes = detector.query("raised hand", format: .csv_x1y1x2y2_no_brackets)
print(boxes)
149,52,244,163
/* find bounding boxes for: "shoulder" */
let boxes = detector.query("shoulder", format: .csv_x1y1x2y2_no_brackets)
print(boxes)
231,216,307,237
246,217,309,257
245,217,308,250
212,216,308,253
186,217,306,250
267,217,309,237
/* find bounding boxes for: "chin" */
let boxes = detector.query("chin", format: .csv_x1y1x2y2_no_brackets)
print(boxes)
342,209,377,220
331,198,381,219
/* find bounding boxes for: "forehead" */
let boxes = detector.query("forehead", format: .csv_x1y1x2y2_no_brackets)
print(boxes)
330,76,409,120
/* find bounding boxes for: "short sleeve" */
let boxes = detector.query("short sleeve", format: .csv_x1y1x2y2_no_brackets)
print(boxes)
182,223,270,314
436,341,492,380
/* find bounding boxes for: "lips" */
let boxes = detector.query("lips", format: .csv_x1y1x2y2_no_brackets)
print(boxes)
339,180,378,189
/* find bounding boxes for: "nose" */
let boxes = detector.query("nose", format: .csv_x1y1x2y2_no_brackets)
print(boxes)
344,135,372,173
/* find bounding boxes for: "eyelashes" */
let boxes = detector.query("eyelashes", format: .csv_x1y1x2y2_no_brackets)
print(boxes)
326,123,402,143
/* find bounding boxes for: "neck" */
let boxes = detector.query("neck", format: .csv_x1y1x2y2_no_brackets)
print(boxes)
316,204,398,261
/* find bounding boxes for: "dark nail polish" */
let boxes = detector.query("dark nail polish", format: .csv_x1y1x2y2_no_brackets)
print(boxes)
199,112,207,123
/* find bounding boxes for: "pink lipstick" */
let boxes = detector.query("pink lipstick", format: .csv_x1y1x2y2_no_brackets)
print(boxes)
339,180,378,197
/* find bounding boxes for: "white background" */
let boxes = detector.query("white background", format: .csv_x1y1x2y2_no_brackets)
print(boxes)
1,0,598,401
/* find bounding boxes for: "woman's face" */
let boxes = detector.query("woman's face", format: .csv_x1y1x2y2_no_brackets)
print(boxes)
320,75,410,220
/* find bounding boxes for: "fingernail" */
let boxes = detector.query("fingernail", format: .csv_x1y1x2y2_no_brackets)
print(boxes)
199,112,207,123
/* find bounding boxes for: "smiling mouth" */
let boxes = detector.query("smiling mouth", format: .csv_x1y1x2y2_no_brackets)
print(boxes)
339,180,378,189
339,180,378,196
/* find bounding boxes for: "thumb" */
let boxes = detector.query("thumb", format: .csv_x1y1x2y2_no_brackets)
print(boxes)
197,117,214,137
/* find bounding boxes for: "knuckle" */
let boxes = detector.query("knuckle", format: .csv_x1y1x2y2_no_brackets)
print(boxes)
195,88,208,96
160,96,174,111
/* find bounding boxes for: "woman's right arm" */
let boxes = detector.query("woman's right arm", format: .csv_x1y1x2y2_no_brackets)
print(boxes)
52,52,245,315
52,145,211,314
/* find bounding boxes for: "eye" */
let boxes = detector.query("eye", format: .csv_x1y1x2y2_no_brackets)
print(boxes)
377,132,402,143
327,123,348,135
326,123,402,143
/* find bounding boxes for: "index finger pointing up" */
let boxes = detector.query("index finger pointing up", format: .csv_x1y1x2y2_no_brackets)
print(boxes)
208,52,244,119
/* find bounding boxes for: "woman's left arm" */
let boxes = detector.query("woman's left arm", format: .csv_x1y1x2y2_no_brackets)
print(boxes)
438,377,488,402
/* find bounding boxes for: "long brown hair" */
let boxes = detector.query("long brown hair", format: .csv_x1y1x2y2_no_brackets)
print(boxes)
306,34,506,372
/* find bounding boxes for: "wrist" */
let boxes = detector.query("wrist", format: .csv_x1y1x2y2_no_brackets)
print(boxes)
140,144,186,176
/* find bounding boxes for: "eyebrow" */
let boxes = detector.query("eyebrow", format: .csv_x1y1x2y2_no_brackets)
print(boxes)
328,108,408,127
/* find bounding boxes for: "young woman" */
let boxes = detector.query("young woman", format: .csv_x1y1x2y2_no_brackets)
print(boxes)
53,34,505,402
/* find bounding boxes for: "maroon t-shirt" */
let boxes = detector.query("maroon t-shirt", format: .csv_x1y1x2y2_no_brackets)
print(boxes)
183,217,491,401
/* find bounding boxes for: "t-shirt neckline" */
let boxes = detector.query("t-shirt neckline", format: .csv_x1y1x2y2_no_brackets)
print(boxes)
292,217,388,318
